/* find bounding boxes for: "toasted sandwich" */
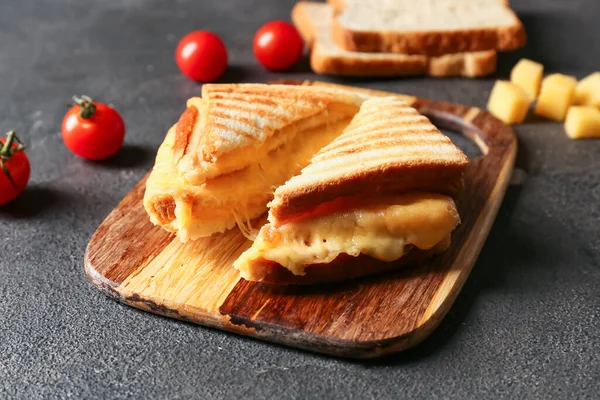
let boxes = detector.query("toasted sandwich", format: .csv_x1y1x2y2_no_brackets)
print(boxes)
143,84,369,241
234,96,468,284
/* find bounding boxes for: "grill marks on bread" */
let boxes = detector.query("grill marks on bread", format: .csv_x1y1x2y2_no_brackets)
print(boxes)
173,84,368,186
190,84,366,162
269,97,468,221
146,85,468,241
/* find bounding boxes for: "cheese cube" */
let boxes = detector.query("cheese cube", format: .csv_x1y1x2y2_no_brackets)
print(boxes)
534,74,577,121
487,81,531,124
510,58,544,100
564,106,600,139
574,72,600,108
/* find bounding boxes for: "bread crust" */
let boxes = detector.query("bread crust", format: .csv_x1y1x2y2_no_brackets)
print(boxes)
327,0,347,13
330,5,526,56
268,94,468,222
242,237,450,285
186,84,367,164
428,51,497,77
310,50,426,76
292,2,497,77
311,46,497,78
270,163,466,221
172,104,198,164
301,80,417,103
148,194,176,226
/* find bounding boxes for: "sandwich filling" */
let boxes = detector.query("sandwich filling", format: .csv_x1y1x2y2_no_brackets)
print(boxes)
144,115,353,241
234,192,460,277
176,98,361,184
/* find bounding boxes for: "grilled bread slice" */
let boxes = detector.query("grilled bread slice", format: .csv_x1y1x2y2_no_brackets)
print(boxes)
175,84,367,185
144,84,370,241
330,0,526,56
269,96,468,221
292,2,497,77
234,97,468,284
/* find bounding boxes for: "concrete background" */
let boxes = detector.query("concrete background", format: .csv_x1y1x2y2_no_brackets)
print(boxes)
0,0,598,398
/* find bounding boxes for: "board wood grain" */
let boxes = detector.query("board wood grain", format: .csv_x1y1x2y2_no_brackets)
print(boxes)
85,81,517,358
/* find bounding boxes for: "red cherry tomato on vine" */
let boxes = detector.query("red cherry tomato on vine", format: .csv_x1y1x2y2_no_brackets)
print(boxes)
0,131,30,206
253,21,303,71
175,31,228,82
62,95,125,160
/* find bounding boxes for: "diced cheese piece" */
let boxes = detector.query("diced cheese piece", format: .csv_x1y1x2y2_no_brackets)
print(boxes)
564,106,600,139
510,58,544,100
534,73,577,121
574,72,600,108
487,80,531,124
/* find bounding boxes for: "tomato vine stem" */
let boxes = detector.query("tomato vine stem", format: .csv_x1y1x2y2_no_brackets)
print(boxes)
72,95,97,119
0,130,25,189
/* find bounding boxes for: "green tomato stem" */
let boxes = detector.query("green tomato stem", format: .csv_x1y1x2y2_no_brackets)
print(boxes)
0,130,25,190
72,95,97,119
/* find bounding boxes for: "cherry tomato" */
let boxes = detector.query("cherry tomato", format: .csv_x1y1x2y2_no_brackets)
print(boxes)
253,21,303,71
0,131,30,206
62,95,125,160
175,31,228,82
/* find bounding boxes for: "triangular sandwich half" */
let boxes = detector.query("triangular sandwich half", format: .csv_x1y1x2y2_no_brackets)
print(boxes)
234,96,468,284
144,84,369,241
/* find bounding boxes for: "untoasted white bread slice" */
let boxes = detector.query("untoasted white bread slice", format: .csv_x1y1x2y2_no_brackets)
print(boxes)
330,0,526,56
292,2,497,77
327,0,511,12
175,84,368,185
269,96,468,222
328,0,513,17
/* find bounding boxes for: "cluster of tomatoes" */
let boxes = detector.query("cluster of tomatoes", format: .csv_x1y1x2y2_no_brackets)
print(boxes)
0,20,303,206
176,21,303,81
0,95,126,206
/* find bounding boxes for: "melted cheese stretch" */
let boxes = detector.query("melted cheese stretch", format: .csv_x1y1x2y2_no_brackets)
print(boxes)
144,118,352,241
234,193,460,276
178,103,356,184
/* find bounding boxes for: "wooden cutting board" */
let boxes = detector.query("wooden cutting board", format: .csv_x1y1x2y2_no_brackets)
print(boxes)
85,81,517,359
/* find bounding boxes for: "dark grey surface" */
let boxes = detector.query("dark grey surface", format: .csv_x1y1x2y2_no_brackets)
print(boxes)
0,0,598,398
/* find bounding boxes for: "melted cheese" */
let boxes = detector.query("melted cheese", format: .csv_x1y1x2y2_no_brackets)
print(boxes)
144,118,352,241
234,193,459,276
178,106,354,185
